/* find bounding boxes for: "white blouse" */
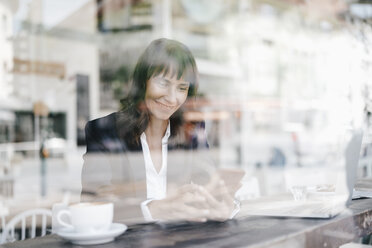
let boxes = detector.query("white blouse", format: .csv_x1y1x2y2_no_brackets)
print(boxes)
139,122,239,221
140,122,170,221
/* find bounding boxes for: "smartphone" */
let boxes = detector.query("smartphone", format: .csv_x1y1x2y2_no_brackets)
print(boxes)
215,168,245,198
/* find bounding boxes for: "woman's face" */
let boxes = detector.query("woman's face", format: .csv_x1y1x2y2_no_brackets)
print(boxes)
145,73,190,121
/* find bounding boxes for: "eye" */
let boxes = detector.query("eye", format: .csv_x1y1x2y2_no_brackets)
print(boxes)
178,83,190,92
156,79,168,87
178,86,189,92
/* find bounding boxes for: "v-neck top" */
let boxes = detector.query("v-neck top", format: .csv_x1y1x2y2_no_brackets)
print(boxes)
140,122,171,200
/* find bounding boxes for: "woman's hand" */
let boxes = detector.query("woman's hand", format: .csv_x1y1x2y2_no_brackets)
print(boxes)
148,182,235,222
201,178,236,221
148,184,209,222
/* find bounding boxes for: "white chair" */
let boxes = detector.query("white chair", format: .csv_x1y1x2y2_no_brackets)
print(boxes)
1,208,52,244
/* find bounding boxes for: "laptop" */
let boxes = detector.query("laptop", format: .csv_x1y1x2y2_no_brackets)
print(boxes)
237,130,363,219
352,178,372,199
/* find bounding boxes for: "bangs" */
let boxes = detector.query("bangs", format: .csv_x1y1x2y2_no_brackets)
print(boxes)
130,38,199,102
119,38,199,143
148,60,197,97
149,60,197,85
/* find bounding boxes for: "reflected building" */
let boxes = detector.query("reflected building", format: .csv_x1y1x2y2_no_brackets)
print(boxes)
0,0,371,226
8,0,99,149
0,0,18,144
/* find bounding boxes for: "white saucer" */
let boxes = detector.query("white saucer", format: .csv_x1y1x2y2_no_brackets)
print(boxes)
57,223,127,245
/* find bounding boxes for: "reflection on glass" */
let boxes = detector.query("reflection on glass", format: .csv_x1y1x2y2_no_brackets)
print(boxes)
82,38,240,223
0,0,371,244
290,186,307,201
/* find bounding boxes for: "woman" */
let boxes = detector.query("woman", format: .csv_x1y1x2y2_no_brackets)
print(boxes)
82,38,235,223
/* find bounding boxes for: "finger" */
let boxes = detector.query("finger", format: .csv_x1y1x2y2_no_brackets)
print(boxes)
202,207,230,222
219,180,234,203
195,184,233,221
173,204,211,220
178,203,210,216
157,201,200,221
171,206,209,222
195,185,221,209
203,181,234,219
214,181,235,213
217,184,235,221
177,184,199,194
182,194,210,209
166,184,199,201
186,217,207,223
177,185,217,209
173,200,226,222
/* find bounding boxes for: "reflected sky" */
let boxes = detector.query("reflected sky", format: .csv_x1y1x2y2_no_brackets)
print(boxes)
14,0,90,30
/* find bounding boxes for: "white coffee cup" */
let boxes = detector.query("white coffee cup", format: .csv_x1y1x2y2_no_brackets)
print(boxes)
57,202,113,234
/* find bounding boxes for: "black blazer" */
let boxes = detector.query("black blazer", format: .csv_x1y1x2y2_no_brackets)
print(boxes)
81,112,214,223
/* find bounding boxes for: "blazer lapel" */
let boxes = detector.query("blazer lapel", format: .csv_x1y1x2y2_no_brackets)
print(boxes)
125,150,147,198
115,125,147,199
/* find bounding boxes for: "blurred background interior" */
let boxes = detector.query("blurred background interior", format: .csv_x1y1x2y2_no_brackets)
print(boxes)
0,0,372,231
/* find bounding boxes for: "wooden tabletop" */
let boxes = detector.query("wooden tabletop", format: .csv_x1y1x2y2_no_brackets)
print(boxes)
3,198,372,248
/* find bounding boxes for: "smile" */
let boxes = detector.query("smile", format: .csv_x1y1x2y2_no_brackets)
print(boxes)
154,100,176,110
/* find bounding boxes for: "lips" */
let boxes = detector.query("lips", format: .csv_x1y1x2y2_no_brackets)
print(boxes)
154,100,176,110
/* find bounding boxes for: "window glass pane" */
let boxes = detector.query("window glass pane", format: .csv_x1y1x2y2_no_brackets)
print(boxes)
1,0,372,245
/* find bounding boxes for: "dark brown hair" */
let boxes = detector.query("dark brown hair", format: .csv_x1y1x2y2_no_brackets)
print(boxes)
116,38,199,147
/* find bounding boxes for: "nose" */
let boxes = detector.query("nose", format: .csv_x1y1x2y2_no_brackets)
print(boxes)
164,86,177,105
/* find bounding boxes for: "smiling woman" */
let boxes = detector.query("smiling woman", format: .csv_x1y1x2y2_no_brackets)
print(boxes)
145,75,190,121
116,38,199,149
81,38,237,223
